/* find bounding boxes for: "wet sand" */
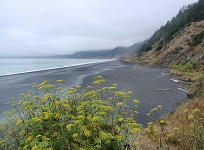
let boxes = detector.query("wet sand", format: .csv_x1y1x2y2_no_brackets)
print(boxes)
0,60,186,125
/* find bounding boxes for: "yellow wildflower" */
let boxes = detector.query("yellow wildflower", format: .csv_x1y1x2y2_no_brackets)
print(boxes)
36,135,42,138
147,122,153,126
159,119,166,125
43,93,50,101
150,108,158,112
16,120,22,126
173,127,179,131
115,135,123,141
55,113,61,119
145,128,151,133
133,99,140,103
72,133,79,138
117,118,124,122
39,80,47,86
112,83,117,86
33,95,40,99
23,94,30,99
26,135,33,142
84,130,91,137
32,83,37,89
133,141,139,146
67,88,76,94
56,80,63,84
130,128,140,133
54,100,60,105
96,75,102,78
108,97,113,101
84,91,97,98
78,115,85,119
192,108,199,114
109,86,116,90
42,112,49,120
117,102,123,106
102,87,107,90
115,91,125,96
19,130,26,136
146,113,151,116
66,124,72,130
22,101,29,106
157,105,162,108
188,114,194,119
126,91,132,95
184,109,189,113
23,145,29,150
99,131,110,140
153,127,158,132
31,145,38,150
92,116,100,122
32,117,41,122
76,86,81,89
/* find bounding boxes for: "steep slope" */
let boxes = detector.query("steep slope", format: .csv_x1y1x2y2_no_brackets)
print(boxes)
123,0,204,70
131,20,204,70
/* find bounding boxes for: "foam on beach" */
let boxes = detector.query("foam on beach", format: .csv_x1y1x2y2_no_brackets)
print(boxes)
0,59,116,77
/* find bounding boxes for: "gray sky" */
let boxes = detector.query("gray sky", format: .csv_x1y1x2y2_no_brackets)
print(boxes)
0,0,197,57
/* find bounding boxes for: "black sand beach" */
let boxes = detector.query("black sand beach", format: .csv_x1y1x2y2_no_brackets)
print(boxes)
0,60,186,125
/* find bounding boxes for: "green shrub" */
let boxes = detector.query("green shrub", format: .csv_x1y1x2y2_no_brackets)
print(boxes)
190,31,204,47
169,58,198,72
0,76,141,150
156,45,163,51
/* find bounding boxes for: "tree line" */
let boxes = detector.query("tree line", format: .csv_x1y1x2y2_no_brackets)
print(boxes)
137,0,204,56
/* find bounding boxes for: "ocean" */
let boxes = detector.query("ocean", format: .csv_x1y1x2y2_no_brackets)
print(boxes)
0,58,113,76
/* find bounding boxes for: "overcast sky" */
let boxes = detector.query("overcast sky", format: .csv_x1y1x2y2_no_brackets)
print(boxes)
0,0,198,57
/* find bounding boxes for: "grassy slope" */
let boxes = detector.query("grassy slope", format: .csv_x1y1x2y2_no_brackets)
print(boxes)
128,20,204,68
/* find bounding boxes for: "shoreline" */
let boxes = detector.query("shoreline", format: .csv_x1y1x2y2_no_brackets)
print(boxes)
0,60,187,125
0,59,116,77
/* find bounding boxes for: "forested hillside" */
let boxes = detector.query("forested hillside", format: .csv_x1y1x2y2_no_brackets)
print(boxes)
137,0,204,56
122,0,203,72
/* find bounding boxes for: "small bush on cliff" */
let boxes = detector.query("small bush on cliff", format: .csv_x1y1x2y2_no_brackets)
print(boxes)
0,76,141,150
170,58,198,72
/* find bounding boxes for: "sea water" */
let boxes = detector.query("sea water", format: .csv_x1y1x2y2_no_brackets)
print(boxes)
0,58,113,76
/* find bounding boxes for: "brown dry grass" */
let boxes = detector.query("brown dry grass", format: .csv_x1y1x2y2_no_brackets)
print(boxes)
133,20,204,68
136,97,204,150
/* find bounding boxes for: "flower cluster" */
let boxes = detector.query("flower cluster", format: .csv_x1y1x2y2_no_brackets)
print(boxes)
0,77,141,150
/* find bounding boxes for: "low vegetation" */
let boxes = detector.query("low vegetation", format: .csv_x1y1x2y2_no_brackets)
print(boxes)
138,60,204,149
169,58,198,73
0,76,142,150
0,73,203,149
139,97,204,150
